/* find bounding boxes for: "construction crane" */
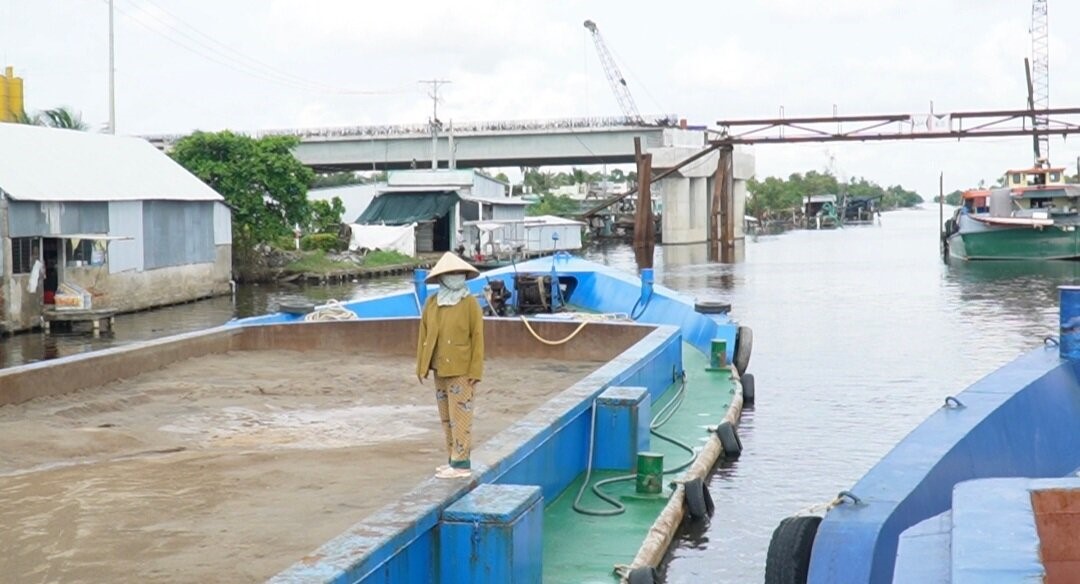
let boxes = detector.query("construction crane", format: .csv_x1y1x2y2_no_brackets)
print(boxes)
1029,0,1050,166
583,20,644,124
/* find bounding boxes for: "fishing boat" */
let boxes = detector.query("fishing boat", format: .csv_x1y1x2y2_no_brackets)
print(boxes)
944,165,1080,260
802,194,841,230
763,286,1080,584
0,255,755,584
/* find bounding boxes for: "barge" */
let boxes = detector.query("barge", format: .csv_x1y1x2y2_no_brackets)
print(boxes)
0,255,754,583
764,286,1080,583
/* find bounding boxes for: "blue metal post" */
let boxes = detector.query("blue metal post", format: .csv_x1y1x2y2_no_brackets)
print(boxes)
640,268,654,302
1060,285,1080,360
594,386,651,470
414,269,429,307
549,263,561,312
439,484,543,584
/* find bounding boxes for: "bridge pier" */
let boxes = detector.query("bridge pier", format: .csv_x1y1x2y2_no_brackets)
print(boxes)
650,132,754,248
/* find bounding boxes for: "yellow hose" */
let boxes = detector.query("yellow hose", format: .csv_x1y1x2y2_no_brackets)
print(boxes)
520,316,589,346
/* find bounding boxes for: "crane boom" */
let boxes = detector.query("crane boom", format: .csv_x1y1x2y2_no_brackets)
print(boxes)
583,20,644,124
1031,0,1050,165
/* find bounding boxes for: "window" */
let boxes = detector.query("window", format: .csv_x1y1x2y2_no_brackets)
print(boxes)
11,237,38,274
1012,173,1023,184
67,239,106,267
1051,172,1061,183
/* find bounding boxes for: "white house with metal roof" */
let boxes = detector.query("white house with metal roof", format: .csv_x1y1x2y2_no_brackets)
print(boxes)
0,124,232,333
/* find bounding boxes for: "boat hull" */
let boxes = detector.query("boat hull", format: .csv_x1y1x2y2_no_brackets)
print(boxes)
949,214,1080,260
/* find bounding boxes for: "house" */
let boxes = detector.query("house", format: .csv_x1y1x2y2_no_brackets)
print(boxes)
0,124,232,334
355,169,526,253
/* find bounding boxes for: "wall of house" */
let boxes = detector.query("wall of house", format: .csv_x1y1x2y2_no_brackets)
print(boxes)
64,244,231,313
1,200,232,334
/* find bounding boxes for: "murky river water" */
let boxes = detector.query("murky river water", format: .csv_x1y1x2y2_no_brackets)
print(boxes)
1,206,1072,581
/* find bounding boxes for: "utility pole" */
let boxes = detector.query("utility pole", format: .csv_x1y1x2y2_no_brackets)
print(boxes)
108,0,116,134
419,79,450,170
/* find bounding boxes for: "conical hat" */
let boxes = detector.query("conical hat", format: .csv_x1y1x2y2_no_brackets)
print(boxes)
425,252,480,283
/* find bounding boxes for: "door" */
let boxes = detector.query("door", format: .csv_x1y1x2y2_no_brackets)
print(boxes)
42,238,60,305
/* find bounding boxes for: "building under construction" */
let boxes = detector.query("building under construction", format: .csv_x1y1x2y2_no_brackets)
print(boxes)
0,67,25,122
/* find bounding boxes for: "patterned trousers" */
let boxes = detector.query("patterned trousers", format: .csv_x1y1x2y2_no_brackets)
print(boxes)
434,375,474,469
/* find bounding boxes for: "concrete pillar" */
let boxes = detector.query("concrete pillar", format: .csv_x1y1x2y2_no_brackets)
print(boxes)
689,177,708,237
660,176,692,244
439,484,543,584
594,386,651,470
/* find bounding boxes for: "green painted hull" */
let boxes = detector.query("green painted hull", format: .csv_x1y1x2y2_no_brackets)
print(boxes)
951,225,1080,260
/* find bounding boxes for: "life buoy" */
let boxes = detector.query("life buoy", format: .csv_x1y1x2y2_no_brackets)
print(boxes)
765,515,822,584
734,325,753,376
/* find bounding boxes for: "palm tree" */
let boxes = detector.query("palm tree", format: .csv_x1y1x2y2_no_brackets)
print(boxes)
6,106,87,130
39,107,87,130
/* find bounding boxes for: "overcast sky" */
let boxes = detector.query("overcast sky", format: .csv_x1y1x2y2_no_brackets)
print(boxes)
4,0,1079,196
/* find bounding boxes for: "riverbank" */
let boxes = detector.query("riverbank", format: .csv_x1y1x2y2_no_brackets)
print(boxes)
237,248,437,284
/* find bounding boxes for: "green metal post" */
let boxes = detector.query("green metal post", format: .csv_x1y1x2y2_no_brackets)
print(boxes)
635,452,664,494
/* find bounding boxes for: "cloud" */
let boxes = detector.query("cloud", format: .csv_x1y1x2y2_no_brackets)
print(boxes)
671,41,777,92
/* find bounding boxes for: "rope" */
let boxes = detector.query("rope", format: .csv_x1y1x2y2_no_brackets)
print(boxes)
520,316,589,346
303,299,358,322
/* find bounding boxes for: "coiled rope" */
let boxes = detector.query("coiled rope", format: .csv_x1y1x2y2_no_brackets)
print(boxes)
303,300,358,322
520,316,588,346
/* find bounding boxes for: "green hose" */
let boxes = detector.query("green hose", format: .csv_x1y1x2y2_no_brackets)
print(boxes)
572,375,698,516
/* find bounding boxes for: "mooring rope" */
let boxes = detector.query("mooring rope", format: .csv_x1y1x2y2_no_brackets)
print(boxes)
303,300,358,322
519,316,589,346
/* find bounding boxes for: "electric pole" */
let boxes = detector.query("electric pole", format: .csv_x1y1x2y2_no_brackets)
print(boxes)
108,0,116,134
419,79,450,169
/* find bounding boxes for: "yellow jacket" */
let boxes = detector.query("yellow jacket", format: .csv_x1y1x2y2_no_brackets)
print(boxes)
416,295,485,380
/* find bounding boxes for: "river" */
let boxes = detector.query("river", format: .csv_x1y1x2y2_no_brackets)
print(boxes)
1,206,1072,581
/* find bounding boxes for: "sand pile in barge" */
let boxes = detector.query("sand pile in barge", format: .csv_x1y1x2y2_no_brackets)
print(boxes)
0,350,600,583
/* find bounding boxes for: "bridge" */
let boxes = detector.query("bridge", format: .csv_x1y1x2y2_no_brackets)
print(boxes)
144,114,691,171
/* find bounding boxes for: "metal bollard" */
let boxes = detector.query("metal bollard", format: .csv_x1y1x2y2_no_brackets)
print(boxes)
635,452,664,495
1060,286,1080,360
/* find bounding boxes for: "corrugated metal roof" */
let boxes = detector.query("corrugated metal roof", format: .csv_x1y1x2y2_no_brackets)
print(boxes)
0,124,223,202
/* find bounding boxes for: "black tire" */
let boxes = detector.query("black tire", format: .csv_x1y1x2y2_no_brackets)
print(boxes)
683,477,710,520
734,325,753,376
279,302,315,315
703,479,715,515
742,373,756,405
716,421,742,459
695,300,731,314
765,515,822,584
627,566,657,584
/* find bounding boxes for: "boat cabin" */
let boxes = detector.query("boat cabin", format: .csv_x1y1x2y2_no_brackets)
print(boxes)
1005,166,1067,189
962,189,990,213
803,194,838,216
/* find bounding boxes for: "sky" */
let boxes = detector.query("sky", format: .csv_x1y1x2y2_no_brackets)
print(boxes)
3,0,1079,197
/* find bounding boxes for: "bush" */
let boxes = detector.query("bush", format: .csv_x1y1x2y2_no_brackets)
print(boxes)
363,250,414,267
272,234,298,250
300,233,341,252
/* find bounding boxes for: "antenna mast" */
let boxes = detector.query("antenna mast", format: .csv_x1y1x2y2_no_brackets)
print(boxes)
1031,0,1049,165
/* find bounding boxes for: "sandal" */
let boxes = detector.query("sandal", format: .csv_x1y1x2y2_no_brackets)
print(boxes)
435,467,472,479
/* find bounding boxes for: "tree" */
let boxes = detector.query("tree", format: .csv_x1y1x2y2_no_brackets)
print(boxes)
39,107,87,130
309,197,345,233
609,168,626,183
311,171,365,188
9,106,87,130
170,131,314,252
527,194,579,217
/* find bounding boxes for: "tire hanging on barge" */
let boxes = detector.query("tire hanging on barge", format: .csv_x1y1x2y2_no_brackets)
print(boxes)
742,373,755,404
715,420,742,459
734,325,753,376
764,515,821,584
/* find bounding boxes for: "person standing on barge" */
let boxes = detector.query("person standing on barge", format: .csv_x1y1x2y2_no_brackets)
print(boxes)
416,252,485,479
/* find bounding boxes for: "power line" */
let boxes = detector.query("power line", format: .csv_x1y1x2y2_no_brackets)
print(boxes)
106,0,407,96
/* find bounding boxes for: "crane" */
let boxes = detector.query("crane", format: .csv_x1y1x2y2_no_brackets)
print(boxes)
1029,0,1050,166
583,20,644,124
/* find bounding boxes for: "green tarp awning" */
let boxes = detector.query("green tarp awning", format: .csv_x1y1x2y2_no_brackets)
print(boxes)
356,191,460,225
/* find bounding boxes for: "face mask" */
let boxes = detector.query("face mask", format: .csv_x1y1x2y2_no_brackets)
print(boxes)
440,274,467,290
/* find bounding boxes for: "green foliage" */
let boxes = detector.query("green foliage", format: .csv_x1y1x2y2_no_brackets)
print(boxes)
309,197,345,233
363,250,414,267
527,194,579,217
933,190,964,205
300,233,341,252
312,172,365,188
747,170,924,217
170,131,314,251
285,251,353,273
272,234,298,250
10,106,87,130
